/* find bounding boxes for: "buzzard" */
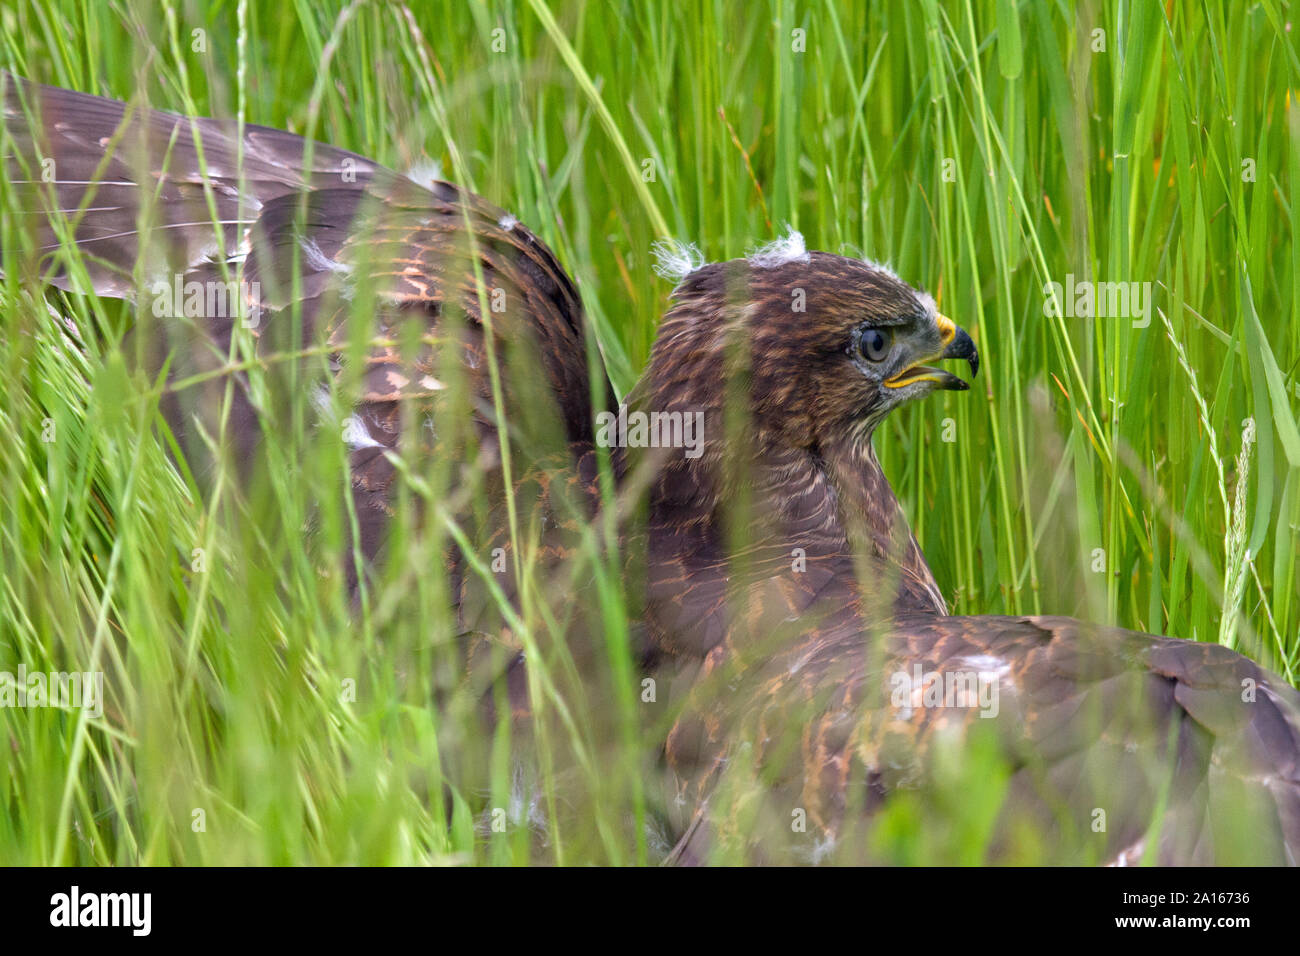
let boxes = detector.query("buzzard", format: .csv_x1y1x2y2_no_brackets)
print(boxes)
1,75,607,605
5,78,1299,865
636,249,1300,864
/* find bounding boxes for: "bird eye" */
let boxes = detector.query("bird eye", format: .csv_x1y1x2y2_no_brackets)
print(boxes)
858,327,890,363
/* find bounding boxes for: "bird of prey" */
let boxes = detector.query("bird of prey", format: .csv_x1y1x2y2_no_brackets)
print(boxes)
637,246,1300,864
0,77,626,836
0,75,607,632
5,77,1299,865
1,76,628,842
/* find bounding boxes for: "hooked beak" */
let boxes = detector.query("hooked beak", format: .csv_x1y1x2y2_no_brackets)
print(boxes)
882,314,979,391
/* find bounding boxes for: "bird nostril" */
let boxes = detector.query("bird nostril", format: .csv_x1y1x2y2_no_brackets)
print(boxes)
935,313,958,347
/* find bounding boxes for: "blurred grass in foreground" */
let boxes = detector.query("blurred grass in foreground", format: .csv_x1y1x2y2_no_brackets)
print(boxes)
0,0,1298,863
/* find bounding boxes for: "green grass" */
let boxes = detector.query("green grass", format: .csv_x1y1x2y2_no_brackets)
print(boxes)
1,0,1298,864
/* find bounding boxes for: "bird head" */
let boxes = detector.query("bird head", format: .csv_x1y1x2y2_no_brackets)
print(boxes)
647,238,978,454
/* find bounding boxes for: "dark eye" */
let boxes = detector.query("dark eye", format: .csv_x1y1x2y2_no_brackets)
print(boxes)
858,327,890,362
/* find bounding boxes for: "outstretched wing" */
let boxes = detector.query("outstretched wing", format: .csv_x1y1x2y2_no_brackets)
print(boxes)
665,611,1300,864
1,76,611,603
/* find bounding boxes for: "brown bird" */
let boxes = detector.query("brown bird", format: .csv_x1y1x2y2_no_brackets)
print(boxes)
1,76,627,847
7,78,1299,865
1,75,608,606
636,245,1300,864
